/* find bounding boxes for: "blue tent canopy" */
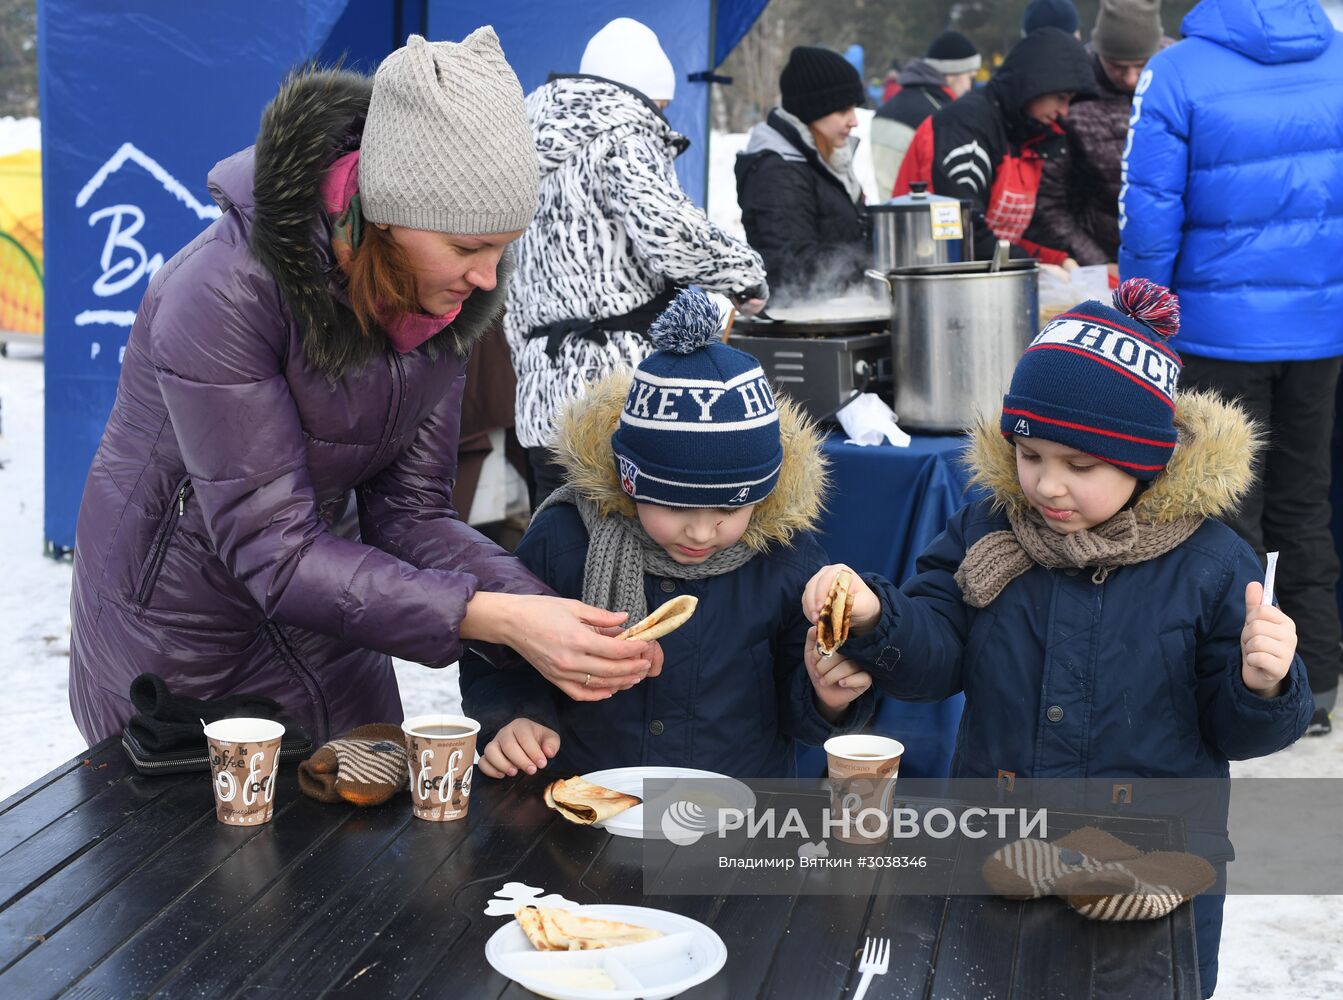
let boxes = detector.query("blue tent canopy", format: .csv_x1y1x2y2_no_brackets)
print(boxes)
37,0,766,551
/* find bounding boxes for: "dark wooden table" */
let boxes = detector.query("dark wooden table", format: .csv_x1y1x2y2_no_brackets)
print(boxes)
0,739,1200,998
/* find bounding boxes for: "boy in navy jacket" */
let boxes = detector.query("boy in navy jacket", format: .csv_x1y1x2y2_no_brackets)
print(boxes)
463,289,875,780
805,280,1312,996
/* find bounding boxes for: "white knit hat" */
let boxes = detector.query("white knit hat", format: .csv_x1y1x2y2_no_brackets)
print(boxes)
579,18,676,102
360,28,539,234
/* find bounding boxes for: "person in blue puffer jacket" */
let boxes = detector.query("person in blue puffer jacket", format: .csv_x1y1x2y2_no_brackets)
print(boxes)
1119,0,1343,736
462,289,876,782
805,281,1313,997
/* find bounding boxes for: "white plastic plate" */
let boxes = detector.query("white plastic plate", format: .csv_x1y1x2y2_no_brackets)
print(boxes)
578,766,756,840
484,904,727,1000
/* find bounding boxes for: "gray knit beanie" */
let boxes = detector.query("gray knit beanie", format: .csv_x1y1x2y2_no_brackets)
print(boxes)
359,28,539,234
1091,0,1164,62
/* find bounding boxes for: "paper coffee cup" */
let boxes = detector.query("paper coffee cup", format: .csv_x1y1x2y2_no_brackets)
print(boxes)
204,717,285,826
402,714,480,822
825,734,904,846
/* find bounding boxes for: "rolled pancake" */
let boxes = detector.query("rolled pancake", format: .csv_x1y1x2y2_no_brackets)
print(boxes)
516,905,663,951
815,571,854,656
618,595,698,642
545,775,642,825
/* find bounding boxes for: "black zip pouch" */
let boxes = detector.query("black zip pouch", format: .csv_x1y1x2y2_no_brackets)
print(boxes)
121,726,314,775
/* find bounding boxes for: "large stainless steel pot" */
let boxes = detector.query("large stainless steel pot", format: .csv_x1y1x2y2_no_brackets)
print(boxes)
867,182,973,273
867,257,1038,432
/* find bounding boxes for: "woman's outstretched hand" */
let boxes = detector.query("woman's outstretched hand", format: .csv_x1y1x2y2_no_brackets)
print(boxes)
462,592,663,701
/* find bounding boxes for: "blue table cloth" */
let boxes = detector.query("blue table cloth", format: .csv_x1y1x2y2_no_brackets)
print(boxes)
798,433,978,780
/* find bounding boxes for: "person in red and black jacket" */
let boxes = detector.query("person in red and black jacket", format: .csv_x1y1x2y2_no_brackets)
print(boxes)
894,27,1095,264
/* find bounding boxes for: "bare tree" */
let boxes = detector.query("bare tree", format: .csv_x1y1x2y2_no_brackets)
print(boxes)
0,0,36,118
713,0,1202,133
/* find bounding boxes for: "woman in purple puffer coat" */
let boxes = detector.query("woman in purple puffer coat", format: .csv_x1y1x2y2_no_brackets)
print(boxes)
68,29,662,746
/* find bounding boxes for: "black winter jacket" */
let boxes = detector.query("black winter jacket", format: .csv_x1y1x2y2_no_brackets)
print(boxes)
874,60,954,131
735,109,868,300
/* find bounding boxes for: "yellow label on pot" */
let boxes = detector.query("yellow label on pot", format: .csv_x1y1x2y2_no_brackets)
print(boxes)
930,202,963,241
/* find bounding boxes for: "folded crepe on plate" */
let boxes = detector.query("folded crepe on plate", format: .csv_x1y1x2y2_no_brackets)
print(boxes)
816,570,854,656
516,905,663,951
618,595,698,642
545,775,642,825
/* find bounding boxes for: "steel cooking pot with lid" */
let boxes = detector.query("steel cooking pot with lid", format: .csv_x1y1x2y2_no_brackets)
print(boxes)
867,182,973,273
868,257,1039,432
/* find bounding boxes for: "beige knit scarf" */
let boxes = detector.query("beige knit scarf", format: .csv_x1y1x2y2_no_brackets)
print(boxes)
954,505,1204,608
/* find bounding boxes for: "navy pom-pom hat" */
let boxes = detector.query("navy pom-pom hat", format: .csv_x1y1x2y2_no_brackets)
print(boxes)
1001,279,1183,481
611,288,783,508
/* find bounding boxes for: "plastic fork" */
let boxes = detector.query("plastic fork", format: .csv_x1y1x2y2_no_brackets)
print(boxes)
852,935,891,1000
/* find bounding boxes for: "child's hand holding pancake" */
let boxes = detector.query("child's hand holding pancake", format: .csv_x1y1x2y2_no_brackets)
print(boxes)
803,564,881,641
804,625,873,723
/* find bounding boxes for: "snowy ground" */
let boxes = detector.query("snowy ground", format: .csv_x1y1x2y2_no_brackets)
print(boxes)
1,117,1340,994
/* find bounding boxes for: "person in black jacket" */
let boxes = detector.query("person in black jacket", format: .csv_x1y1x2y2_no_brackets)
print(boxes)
735,46,868,301
895,27,1096,264
870,31,982,197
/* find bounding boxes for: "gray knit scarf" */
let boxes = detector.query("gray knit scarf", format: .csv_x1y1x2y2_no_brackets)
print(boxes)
534,484,759,621
954,505,1204,608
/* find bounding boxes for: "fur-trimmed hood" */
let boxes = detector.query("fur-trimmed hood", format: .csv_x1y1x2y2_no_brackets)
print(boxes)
209,67,509,377
966,389,1261,523
551,372,829,552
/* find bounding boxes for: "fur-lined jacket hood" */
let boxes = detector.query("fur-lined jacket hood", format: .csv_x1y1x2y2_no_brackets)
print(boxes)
208,67,508,376
550,372,828,552
965,389,1259,523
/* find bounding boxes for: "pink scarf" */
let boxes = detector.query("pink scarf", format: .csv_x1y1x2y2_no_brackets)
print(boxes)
320,150,461,354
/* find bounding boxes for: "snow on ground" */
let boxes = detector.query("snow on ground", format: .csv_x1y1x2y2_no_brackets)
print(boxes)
1,123,1340,995
0,343,83,790
0,115,40,156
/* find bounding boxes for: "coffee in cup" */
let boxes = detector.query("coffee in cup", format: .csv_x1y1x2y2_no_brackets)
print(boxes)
402,714,481,822
203,717,285,826
824,734,904,845
413,724,475,738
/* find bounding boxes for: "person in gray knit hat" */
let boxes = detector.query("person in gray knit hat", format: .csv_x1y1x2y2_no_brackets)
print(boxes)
360,30,538,234
1092,0,1165,65
67,26,664,753
1028,0,1167,264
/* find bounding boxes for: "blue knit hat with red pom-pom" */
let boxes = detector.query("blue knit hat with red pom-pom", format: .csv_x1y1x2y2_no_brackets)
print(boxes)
611,288,783,508
1000,279,1182,481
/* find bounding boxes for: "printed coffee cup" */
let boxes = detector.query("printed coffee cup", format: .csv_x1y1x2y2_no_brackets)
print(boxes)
825,734,904,846
204,718,285,826
402,714,480,822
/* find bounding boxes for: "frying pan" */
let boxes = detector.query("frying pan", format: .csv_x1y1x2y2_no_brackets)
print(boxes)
731,313,888,338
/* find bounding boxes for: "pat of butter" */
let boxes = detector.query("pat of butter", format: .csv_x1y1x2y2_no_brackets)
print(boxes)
528,967,617,990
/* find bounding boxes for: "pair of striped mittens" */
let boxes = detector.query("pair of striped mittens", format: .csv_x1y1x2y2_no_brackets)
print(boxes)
981,826,1216,920
298,724,408,806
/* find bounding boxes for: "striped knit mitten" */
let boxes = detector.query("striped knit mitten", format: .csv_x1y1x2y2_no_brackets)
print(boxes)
298,724,408,806
982,826,1215,920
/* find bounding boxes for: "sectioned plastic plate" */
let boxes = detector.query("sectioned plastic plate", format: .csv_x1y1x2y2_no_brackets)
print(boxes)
484,904,727,1000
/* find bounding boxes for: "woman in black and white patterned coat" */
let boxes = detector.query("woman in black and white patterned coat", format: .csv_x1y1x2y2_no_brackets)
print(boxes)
505,18,767,504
